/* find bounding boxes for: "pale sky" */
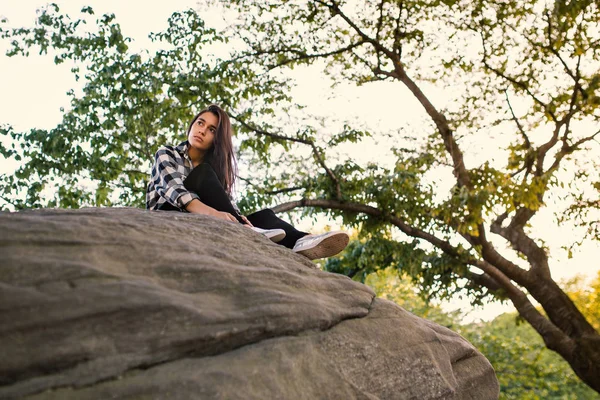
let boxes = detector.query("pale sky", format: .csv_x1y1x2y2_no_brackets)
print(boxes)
1,1,598,321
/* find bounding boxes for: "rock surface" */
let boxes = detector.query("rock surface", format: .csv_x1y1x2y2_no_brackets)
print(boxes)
0,208,499,399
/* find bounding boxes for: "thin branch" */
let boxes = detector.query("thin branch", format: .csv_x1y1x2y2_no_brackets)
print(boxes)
315,0,396,60
545,10,577,81
309,142,342,200
122,169,145,176
469,271,503,292
264,187,305,196
237,176,305,196
536,56,581,176
535,122,563,176
472,259,522,298
479,32,556,122
504,90,534,180
457,224,533,284
504,90,531,148
375,0,385,72
232,115,312,146
545,129,600,174
559,55,583,145
571,129,600,149
351,48,384,79
250,41,367,71
0,193,19,209
229,113,342,200
543,10,588,99
392,0,404,58
129,143,152,161
491,211,509,232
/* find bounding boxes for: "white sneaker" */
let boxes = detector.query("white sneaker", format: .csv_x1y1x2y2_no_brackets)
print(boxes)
292,231,349,260
251,227,286,243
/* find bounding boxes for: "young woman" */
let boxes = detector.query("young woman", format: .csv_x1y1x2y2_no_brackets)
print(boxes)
146,104,349,260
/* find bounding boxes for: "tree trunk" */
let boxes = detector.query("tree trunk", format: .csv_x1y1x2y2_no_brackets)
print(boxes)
519,274,600,392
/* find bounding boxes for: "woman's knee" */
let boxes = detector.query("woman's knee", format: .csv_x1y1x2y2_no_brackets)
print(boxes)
185,163,218,188
194,162,217,177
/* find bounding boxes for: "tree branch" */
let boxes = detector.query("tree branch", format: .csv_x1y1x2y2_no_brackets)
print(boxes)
273,198,533,285
469,271,503,293
374,0,385,72
231,114,313,145
504,90,531,149
545,129,600,174
236,176,305,196
490,209,550,276
250,41,367,71
393,66,472,189
309,142,342,200
504,90,534,180
536,77,581,178
392,0,404,58
315,0,396,60
229,113,342,200
479,32,557,122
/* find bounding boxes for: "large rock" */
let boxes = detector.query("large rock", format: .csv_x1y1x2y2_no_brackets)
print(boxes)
0,208,499,399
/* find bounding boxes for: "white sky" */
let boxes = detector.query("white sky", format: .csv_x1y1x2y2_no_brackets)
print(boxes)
1,0,598,322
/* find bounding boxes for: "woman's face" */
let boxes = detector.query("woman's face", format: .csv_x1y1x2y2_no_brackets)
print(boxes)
188,112,218,152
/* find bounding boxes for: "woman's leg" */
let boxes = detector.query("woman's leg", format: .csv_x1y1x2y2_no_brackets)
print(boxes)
183,163,306,248
183,163,245,224
246,209,308,249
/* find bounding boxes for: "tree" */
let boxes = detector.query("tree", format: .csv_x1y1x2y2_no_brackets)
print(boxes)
1,0,599,392
213,0,600,391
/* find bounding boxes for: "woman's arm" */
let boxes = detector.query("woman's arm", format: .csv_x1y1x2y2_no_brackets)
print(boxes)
151,147,239,223
151,147,200,209
185,199,238,222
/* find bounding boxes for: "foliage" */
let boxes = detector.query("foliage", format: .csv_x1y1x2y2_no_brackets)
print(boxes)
461,314,599,400
0,4,290,209
562,271,600,331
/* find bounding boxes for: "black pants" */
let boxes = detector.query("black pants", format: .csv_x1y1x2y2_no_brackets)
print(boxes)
159,163,308,249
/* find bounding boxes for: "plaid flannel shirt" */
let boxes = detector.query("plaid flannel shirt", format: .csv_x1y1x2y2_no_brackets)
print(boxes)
146,140,240,213
146,141,200,211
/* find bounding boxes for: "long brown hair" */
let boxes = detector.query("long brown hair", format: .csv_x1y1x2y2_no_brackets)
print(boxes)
186,104,237,195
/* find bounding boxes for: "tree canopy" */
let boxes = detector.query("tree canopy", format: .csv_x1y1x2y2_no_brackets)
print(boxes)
1,0,599,392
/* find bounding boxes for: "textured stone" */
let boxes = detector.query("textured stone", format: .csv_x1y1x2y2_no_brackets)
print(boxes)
0,208,499,399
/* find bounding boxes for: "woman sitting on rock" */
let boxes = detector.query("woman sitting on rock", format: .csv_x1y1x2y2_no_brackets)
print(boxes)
146,104,349,260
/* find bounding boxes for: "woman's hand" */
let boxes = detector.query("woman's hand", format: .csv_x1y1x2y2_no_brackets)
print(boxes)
240,215,254,227
186,200,237,223
211,210,238,223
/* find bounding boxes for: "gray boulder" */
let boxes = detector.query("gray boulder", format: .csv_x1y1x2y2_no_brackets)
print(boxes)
0,208,499,399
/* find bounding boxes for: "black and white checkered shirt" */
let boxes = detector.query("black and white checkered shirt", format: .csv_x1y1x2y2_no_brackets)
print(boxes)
146,141,199,211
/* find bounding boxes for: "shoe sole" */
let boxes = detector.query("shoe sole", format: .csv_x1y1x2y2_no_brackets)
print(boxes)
295,232,349,260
